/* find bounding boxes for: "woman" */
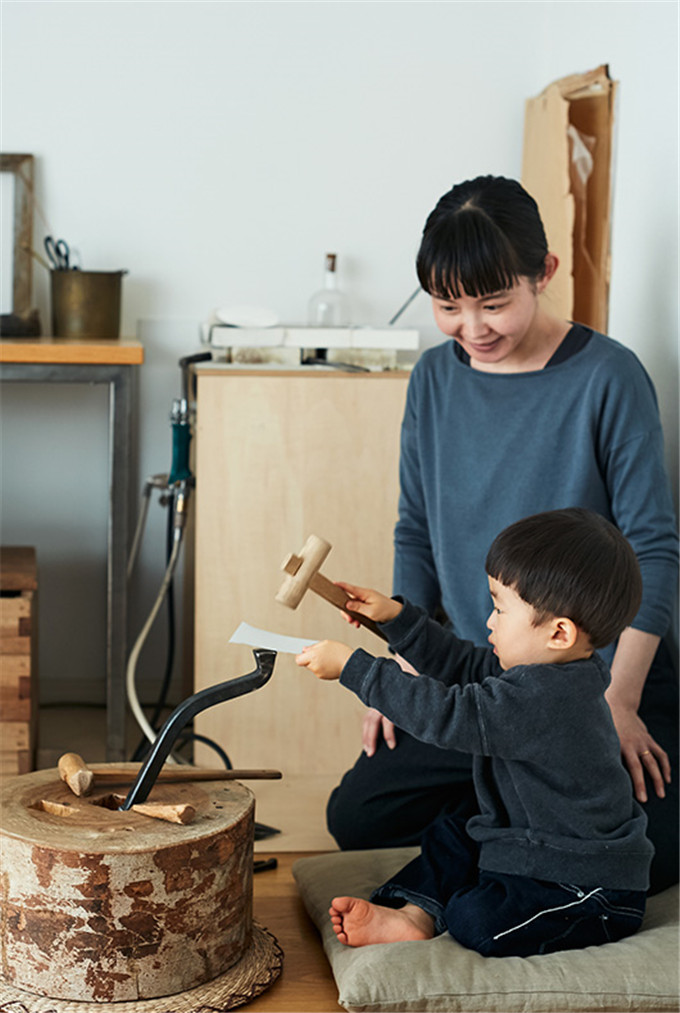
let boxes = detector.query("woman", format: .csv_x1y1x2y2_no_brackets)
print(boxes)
326,176,679,895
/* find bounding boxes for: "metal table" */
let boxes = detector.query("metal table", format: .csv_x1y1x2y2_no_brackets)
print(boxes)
0,338,144,760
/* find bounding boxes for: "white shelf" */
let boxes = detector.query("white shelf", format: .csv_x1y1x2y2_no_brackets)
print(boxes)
202,323,419,351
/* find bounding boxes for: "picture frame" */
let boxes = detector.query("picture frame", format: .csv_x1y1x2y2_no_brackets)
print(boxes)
1,153,34,316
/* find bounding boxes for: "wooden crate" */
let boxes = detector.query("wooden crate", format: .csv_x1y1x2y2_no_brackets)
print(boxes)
0,547,38,775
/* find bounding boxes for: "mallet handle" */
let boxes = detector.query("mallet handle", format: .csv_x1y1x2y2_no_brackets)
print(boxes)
87,767,282,784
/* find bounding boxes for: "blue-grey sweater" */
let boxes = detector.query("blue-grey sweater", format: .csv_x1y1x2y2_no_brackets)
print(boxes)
393,331,679,662
341,600,654,891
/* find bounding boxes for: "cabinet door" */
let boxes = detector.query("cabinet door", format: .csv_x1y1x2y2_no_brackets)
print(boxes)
194,371,409,849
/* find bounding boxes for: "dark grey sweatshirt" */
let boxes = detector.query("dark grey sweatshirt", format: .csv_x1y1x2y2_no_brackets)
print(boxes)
340,600,654,891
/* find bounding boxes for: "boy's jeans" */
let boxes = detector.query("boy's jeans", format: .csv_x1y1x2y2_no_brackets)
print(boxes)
371,813,646,957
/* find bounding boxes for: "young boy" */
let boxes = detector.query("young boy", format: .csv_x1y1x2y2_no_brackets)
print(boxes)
296,509,654,957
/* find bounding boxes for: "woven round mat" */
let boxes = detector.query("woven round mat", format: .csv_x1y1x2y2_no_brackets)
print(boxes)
0,923,283,1013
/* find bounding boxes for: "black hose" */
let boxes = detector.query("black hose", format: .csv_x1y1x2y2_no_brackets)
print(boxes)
174,732,232,769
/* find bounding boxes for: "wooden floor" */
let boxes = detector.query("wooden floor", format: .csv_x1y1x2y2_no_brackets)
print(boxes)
248,852,340,1012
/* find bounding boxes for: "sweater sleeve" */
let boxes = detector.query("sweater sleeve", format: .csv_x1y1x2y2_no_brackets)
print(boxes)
340,649,551,759
378,599,498,686
392,363,442,616
594,348,679,635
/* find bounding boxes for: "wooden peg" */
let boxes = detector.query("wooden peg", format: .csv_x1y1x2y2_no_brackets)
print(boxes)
131,802,196,825
40,799,77,817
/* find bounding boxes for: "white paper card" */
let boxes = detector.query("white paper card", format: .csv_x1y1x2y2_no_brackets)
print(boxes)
229,621,317,655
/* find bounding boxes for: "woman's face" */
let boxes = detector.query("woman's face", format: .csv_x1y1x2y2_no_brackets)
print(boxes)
430,275,545,370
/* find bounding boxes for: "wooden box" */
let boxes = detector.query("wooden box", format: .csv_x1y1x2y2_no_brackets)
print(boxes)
0,547,38,775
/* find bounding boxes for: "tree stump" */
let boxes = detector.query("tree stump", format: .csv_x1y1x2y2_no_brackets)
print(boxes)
0,766,255,1001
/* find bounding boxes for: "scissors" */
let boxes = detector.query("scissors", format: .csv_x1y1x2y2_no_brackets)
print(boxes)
44,236,71,270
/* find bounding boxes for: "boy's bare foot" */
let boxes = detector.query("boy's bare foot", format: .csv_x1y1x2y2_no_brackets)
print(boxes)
329,896,435,947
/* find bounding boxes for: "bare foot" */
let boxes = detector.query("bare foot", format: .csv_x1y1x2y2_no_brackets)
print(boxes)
329,896,435,947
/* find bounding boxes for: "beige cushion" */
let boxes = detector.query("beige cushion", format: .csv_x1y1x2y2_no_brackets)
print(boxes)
293,848,679,1012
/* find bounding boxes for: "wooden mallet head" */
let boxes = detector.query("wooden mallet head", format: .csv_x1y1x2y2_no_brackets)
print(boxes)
275,534,331,609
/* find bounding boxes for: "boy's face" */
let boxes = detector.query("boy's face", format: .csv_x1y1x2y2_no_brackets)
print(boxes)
486,577,555,670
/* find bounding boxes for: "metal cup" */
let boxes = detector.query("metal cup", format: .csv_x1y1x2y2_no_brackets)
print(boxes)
51,270,127,339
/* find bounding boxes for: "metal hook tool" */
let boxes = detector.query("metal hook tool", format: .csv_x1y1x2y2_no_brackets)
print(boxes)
120,648,277,810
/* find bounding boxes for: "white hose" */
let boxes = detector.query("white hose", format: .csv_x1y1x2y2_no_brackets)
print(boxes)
127,486,152,581
126,530,183,755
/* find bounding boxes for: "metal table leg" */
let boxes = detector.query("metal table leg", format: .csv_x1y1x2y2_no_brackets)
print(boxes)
107,366,132,760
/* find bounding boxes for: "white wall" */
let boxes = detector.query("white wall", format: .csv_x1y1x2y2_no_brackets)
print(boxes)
1,1,677,706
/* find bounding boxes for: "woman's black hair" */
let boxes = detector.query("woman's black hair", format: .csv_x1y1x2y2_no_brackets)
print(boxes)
485,509,642,650
417,176,549,299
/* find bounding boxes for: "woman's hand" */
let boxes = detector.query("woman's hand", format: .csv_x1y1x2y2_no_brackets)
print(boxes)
362,709,397,756
335,581,402,627
606,628,671,804
361,654,420,756
296,640,353,681
607,700,671,804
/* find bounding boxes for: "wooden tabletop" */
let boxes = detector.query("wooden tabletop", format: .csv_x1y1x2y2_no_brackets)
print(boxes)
0,337,144,365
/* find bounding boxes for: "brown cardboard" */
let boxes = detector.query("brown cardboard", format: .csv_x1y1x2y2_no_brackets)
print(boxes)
522,65,617,332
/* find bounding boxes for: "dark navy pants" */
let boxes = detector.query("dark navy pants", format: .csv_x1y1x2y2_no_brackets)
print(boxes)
327,640,678,895
371,814,646,957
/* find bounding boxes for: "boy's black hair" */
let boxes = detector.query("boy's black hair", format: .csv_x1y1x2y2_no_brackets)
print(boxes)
417,176,549,299
485,509,642,649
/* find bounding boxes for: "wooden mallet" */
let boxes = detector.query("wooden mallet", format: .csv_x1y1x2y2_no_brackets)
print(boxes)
275,534,386,640
58,753,281,797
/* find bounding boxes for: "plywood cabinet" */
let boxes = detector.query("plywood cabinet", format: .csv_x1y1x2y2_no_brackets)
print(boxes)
193,368,410,849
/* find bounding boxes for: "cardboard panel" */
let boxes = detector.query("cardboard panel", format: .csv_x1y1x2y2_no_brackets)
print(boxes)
522,65,617,332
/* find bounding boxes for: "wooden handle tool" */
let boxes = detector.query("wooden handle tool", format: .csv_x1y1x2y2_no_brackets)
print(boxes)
88,766,282,784
275,535,387,640
57,754,282,797
282,552,386,640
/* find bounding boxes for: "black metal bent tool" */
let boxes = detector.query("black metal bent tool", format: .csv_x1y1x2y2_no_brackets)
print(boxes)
120,648,277,810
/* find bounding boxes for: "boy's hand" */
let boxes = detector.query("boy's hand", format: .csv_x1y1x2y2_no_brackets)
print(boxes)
335,581,402,627
296,640,353,681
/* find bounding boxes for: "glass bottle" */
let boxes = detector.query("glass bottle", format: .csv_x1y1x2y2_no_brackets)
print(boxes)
307,253,350,327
